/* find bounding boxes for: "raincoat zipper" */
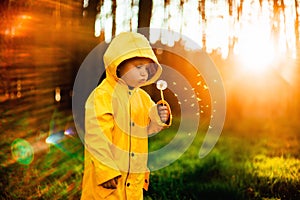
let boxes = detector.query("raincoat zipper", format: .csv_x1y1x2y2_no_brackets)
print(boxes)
124,89,133,199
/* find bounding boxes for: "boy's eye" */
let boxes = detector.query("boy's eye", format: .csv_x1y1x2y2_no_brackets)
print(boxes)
136,65,146,69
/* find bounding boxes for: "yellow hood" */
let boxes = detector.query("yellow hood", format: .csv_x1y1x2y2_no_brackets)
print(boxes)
103,32,162,86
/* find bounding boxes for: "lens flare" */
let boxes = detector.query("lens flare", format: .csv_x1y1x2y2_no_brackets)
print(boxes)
11,138,34,165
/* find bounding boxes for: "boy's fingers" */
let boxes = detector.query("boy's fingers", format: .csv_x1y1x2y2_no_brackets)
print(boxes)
102,178,118,189
114,177,119,185
158,106,169,113
112,179,117,186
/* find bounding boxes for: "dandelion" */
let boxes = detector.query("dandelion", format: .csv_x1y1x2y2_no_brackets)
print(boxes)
156,80,168,90
156,80,167,105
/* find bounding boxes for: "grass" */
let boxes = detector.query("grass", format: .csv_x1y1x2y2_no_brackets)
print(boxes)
1,112,300,199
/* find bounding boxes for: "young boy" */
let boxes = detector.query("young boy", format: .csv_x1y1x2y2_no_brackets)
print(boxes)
81,32,172,200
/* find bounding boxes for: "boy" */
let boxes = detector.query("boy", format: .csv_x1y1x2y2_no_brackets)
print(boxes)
81,32,172,200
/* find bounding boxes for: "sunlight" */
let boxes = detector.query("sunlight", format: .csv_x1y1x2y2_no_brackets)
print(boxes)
94,0,298,65
115,0,139,35
55,87,61,102
249,154,300,181
205,0,229,58
234,29,275,74
95,0,113,42
149,0,164,44
233,0,275,74
181,0,202,50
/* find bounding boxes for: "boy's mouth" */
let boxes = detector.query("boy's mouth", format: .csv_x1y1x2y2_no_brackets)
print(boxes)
139,79,147,83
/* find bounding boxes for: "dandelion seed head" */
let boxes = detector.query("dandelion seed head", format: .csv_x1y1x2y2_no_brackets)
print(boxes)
156,80,168,90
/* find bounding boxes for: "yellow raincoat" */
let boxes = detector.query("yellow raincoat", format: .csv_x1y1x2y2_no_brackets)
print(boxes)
81,32,172,200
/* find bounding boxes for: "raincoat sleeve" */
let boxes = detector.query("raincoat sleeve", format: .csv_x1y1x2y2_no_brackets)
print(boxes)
85,89,122,185
148,98,172,135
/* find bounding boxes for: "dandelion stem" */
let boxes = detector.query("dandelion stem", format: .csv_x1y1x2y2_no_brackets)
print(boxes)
160,89,165,106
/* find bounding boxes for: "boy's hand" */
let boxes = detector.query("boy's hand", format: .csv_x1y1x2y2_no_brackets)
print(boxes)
158,105,169,123
101,176,120,189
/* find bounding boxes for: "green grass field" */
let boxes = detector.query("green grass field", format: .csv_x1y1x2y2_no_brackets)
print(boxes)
1,114,299,199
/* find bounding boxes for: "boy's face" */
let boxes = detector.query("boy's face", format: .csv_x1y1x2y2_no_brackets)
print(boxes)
118,57,154,88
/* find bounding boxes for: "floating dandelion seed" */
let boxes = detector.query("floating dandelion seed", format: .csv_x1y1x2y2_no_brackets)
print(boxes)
206,105,209,108
191,103,195,107
173,82,177,85
203,85,208,90
197,81,201,86
209,126,212,129
214,79,217,83
201,110,204,113
184,87,188,91
197,97,202,102
191,94,195,98
184,99,187,102
174,93,178,97
156,80,167,105
197,73,201,77
196,112,200,116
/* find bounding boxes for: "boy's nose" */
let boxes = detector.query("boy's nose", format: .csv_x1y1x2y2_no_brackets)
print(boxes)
140,68,148,76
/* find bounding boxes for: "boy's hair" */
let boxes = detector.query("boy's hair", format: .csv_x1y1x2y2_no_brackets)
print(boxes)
116,57,158,80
